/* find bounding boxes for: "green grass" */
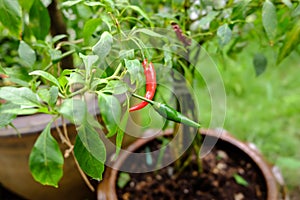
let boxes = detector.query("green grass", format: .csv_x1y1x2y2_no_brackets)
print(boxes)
196,43,300,189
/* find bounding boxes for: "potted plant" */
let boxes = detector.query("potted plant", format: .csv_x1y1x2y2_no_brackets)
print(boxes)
0,0,297,199
97,128,283,200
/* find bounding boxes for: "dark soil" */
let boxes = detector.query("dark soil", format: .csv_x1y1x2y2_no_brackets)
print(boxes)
116,136,267,200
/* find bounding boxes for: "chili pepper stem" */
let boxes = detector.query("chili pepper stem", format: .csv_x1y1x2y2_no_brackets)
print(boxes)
131,93,155,105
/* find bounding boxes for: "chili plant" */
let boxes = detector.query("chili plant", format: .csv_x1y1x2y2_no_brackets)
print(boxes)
0,0,299,192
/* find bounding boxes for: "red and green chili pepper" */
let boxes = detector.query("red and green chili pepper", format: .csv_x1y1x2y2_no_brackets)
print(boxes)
129,59,156,112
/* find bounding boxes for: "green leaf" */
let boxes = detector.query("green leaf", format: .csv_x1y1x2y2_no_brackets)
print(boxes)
0,65,7,74
74,121,106,180
102,80,129,94
67,71,85,85
48,49,62,63
29,0,50,40
51,34,68,44
282,0,292,9
37,88,50,104
18,41,36,66
292,5,300,17
83,18,102,43
253,53,267,76
84,2,105,7
98,93,121,137
198,11,218,26
217,23,232,47
29,122,64,187
115,110,129,156
132,28,165,38
19,0,35,11
262,0,277,43
233,174,248,186
92,31,113,62
277,20,300,64
0,103,17,128
79,53,99,77
117,172,131,189
61,0,83,7
126,5,152,26
124,59,144,84
29,70,60,88
49,86,59,107
119,50,135,60
0,87,40,107
58,99,87,125
0,0,22,38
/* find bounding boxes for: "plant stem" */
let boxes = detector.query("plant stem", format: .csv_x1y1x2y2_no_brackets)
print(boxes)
71,151,95,192
67,86,88,98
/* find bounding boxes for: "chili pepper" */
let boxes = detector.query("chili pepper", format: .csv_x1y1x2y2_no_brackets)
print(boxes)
132,93,201,128
171,22,191,47
129,59,156,112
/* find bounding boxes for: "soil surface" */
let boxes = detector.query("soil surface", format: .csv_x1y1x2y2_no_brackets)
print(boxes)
116,136,267,200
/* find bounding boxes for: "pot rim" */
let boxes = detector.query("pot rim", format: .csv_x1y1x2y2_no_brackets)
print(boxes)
97,128,279,200
0,93,99,137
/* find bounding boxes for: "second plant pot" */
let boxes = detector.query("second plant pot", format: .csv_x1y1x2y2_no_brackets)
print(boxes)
98,128,283,200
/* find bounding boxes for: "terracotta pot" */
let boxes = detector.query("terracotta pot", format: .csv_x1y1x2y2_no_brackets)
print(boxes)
97,128,283,200
0,94,101,200
0,92,143,200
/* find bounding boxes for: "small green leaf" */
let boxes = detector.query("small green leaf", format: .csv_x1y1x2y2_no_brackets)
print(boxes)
92,31,113,62
61,0,83,7
74,121,106,180
48,49,62,63
126,5,152,26
102,80,129,94
28,0,50,40
84,2,105,7
19,0,35,11
119,50,135,60
253,53,267,76
0,65,7,74
29,122,64,187
262,0,277,43
29,70,60,88
233,174,248,186
51,34,68,44
117,172,131,189
132,28,165,38
79,53,99,77
115,110,129,156
0,0,22,38
277,20,300,64
0,103,17,128
217,23,232,47
98,94,121,137
38,88,50,104
0,87,40,107
18,41,36,66
124,59,144,84
49,86,59,107
292,5,300,17
58,99,87,125
83,18,102,43
67,71,85,85
198,11,218,26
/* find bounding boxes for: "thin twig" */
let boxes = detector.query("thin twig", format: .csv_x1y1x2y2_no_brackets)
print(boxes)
72,151,95,192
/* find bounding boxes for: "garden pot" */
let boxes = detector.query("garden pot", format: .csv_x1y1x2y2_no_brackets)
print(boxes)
0,94,100,200
97,128,284,200
0,94,140,200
